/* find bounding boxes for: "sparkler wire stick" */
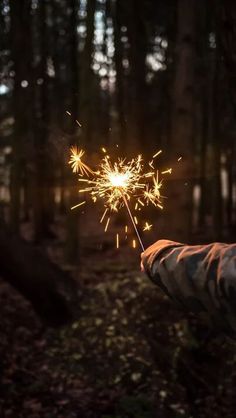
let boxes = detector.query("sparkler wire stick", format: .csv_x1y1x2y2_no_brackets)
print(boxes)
122,193,145,252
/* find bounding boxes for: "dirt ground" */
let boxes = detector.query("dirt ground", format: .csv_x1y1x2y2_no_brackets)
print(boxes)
0,219,236,418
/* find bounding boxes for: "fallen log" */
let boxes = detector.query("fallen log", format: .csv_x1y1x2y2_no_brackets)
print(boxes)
0,219,77,326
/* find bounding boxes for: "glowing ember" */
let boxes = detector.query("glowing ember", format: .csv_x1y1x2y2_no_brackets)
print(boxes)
69,146,93,176
143,222,153,232
116,233,119,249
71,201,86,210
153,150,162,159
143,171,163,207
104,217,110,232
161,168,172,175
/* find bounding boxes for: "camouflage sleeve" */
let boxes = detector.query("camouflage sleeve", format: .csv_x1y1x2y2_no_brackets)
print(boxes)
141,239,236,335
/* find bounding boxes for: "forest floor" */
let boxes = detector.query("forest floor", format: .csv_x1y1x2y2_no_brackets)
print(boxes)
0,217,236,418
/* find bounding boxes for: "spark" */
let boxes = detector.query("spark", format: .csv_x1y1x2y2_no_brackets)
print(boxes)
125,225,128,233
161,168,172,175
178,156,182,162
101,147,107,153
69,146,94,176
138,199,145,207
116,233,119,249
76,119,82,127
149,160,155,169
153,150,162,159
134,216,138,225
143,171,163,207
104,217,110,232
132,239,137,249
71,201,86,210
143,222,153,231
100,208,108,223
66,111,82,127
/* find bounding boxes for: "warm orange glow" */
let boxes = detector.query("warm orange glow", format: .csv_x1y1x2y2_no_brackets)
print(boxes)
71,201,86,210
143,222,152,231
153,150,162,159
161,168,172,175
69,146,93,176
69,148,171,250
116,233,119,249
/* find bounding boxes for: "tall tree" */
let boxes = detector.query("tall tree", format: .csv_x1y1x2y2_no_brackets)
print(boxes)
166,0,197,242
33,0,54,241
80,0,96,149
112,0,127,149
66,0,81,263
126,0,148,154
9,0,32,232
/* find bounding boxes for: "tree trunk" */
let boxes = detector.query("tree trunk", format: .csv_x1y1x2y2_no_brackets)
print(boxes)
165,0,196,242
211,30,222,240
112,0,127,150
65,0,81,264
126,0,147,154
80,0,96,149
9,0,32,232
0,219,75,326
33,0,55,241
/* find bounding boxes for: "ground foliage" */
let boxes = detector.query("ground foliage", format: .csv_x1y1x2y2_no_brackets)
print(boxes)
0,234,236,418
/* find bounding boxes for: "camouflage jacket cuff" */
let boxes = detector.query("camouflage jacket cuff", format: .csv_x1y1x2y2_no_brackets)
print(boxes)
145,239,185,280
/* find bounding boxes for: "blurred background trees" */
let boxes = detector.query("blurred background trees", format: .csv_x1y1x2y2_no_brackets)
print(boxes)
1,0,236,257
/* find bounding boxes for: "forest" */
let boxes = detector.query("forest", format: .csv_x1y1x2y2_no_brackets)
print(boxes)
1,0,236,417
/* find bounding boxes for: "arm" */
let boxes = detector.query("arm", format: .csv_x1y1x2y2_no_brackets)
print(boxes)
141,239,236,335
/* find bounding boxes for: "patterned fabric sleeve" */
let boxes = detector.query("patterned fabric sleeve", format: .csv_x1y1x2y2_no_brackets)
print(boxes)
141,239,236,335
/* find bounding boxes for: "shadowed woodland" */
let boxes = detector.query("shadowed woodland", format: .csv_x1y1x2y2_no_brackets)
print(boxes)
1,0,236,417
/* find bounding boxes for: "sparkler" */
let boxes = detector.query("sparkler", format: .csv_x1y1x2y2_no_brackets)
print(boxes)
69,145,170,251
78,155,146,250
78,155,144,211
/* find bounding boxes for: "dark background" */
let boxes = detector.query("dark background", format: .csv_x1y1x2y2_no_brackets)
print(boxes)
1,1,236,417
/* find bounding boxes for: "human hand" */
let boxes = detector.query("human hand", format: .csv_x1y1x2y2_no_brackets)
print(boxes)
141,239,183,277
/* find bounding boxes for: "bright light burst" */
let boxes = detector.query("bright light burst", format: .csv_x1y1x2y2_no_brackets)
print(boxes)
79,155,145,212
68,146,93,176
69,146,172,250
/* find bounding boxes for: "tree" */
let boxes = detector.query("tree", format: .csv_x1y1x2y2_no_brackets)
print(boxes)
80,0,96,149
166,0,197,242
9,0,32,232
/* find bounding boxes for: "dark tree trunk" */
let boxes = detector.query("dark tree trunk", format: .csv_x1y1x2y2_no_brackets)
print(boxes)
112,0,127,150
65,0,81,264
33,0,54,241
80,0,96,149
165,0,196,242
9,0,32,232
126,0,148,154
